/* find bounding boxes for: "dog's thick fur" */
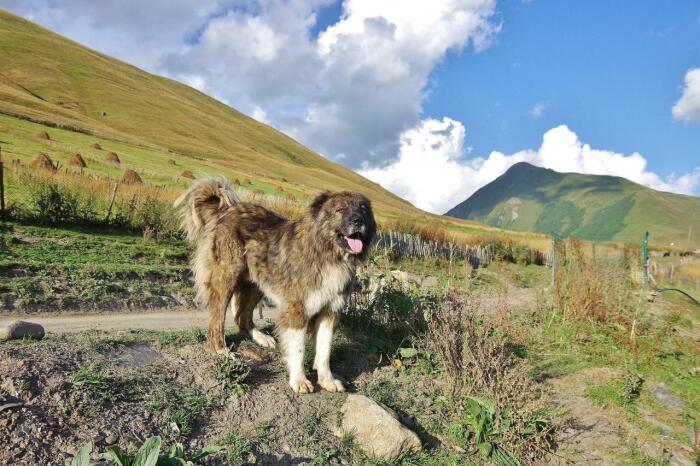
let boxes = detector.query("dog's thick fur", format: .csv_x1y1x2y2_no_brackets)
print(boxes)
175,177,376,393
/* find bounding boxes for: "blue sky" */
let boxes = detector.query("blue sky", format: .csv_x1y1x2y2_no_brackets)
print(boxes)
425,0,699,172
6,0,700,213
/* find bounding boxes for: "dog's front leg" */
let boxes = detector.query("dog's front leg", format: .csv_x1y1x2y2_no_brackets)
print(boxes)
313,310,344,392
279,304,313,394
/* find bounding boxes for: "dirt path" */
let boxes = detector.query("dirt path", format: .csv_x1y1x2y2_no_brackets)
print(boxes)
0,308,279,334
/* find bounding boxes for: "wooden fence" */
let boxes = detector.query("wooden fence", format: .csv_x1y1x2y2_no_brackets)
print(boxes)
374,230,493,267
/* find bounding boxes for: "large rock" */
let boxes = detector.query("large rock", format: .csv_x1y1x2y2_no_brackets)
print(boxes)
0,320,45,341
650,384,685,410
336,394,421,460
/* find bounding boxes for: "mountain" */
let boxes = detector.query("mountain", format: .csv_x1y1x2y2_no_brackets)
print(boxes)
0,8,420,217
446,162,700,248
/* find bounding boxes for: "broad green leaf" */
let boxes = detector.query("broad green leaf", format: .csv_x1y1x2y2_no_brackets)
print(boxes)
70,441,92,466
478,441,493,458
103,446,131,466
190,444,225,461
399,347,418,358
133,436,161,466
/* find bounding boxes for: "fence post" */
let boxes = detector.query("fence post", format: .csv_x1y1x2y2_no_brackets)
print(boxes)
642,230,649,287
550,234,557,285
0,145,5,218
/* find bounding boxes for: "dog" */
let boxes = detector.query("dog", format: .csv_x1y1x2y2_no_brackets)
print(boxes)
174,177,376,394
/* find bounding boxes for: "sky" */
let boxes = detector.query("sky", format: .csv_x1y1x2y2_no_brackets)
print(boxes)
3,0,700,213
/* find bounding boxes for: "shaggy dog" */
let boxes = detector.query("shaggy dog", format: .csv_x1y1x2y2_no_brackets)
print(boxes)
174,178,376,394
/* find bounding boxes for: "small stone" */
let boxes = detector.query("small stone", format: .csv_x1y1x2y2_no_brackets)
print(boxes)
336,394,421,461
650,384,685,410
105,433,119,445
0,320,45,341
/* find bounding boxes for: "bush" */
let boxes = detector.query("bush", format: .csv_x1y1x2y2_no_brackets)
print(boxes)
30,182,80,224
425,292,553,462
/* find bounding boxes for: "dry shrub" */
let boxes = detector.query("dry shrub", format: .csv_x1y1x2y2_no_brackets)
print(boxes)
35,131,50,140
7,165,179,233
105,152,121,165
68,153,87,168
167,159,176,166
121,169,143,184
552,238,635,326
383,219,450,243
426,291,552,462
233,178,241,186
91,142,102,150
180,170,195,179
244,178,252,185
276,185,284,192
30,153,56,171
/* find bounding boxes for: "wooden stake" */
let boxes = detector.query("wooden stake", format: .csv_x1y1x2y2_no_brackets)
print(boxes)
0,145,5,217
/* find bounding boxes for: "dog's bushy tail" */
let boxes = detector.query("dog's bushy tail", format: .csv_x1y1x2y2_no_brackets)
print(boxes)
173,176,239,242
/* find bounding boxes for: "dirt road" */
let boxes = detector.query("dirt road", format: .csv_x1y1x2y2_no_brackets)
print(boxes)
0,308,279,334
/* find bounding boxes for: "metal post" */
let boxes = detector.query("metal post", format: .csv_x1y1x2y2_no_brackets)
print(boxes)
550,234,557,284
0,145,5,218
642,231,649,287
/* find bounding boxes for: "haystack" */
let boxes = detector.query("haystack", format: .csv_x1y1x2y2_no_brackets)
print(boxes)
35,131,50,140
121,169,143,184
105,152,120,165
30,153,56,171
180,170,195,180
167,159,176,166
91,142,102,150
68,153,87,168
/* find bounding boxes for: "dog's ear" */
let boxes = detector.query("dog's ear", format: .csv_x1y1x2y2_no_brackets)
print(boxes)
309,191,331,217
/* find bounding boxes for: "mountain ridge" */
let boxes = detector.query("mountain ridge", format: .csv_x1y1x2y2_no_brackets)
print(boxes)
446,162,700,248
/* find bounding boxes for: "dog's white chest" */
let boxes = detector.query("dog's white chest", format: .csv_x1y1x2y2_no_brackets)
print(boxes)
304,265,351,316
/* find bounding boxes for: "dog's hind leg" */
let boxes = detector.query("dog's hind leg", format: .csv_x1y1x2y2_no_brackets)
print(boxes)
206,263,236,356
231,285,276,349
312,309,344,392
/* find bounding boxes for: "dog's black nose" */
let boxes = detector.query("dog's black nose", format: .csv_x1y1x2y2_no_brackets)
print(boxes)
350,214,365,227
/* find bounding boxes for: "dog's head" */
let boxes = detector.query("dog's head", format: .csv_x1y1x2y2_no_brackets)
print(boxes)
309,191,376,260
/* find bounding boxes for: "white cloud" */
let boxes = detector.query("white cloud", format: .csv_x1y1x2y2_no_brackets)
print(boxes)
672,68,700,123
362,121,700,214
529,103,544,118
5,0,499,168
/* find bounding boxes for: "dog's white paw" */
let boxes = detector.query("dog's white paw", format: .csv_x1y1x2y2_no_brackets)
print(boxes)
319,377,345,393
251,329,276,349
290,377,314,394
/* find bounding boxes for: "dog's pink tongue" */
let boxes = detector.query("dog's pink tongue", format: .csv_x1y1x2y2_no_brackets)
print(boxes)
345,236,363,253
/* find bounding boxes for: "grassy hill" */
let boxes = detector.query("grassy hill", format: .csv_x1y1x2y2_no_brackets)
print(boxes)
0,9,408,214
0,8,549,248
446,162,700,248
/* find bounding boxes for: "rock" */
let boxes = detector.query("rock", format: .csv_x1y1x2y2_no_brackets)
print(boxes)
0,320,45,341
336,394,421,460
650,384,685,410
104,433,119,445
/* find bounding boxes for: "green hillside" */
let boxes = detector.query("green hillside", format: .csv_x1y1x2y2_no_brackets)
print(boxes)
446,162,700,248
0,8,420,217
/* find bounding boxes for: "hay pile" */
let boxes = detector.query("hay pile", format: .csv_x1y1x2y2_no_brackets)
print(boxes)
91,142,102,150
35,131,50,140
121,169,143,184
105,152,120,165
180,170,195,179
68,153,87,168
30,153,56,171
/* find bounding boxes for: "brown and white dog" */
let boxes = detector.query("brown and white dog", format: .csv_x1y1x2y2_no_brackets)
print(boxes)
174,177,376,394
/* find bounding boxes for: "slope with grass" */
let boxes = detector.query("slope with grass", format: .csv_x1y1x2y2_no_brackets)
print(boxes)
0,9,412,214
446,162,700,248
0,8,552,247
